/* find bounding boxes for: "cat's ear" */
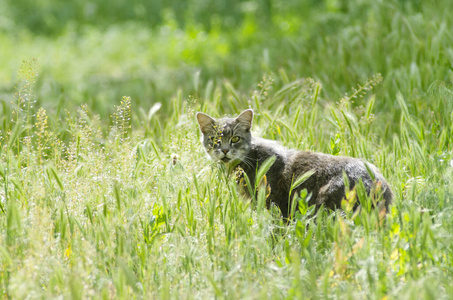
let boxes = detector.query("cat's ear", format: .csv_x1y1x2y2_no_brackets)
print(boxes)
196,112,216,134
235,109,253,131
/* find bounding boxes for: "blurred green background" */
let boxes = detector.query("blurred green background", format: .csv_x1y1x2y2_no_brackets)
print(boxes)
1,0,452,126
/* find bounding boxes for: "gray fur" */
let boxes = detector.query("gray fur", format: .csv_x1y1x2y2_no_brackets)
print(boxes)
197,109,393,218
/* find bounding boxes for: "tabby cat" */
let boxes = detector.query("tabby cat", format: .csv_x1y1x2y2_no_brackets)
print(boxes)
196,109,393,218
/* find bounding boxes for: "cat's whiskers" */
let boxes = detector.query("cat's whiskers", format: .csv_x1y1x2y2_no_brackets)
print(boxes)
241,156,255,170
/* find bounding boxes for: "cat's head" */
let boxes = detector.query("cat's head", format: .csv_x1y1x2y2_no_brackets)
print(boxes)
196,109,253,164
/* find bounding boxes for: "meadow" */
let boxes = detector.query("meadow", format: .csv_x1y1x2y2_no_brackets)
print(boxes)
1,0,453,298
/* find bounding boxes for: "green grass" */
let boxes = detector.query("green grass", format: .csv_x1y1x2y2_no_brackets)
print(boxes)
1,0,453,298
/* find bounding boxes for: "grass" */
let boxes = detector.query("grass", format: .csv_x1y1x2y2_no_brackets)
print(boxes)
1,60,452,299
1,0,453,298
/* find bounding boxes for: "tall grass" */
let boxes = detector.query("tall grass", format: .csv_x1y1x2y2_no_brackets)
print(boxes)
1,0,452,298
0,58,452,298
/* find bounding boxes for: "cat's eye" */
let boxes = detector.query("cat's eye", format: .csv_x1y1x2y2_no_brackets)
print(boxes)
231,136,240,143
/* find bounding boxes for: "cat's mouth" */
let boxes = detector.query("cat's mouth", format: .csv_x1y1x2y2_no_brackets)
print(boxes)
221,157,231,163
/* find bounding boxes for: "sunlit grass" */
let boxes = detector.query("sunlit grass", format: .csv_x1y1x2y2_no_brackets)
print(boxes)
0,57,452,298
1,0,453,298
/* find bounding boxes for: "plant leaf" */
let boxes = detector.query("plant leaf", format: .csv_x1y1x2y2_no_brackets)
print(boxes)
255,155,276,188
291,169,315,191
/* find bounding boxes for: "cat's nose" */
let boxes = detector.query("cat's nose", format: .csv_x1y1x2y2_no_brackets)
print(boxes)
222,149,229,154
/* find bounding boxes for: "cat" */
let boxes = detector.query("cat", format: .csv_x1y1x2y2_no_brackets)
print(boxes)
196,109,393,218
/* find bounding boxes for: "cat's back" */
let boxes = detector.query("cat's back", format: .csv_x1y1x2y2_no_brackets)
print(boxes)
251,138,369,176
288,150,363,172
288,150,384,181
251,137,385,181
